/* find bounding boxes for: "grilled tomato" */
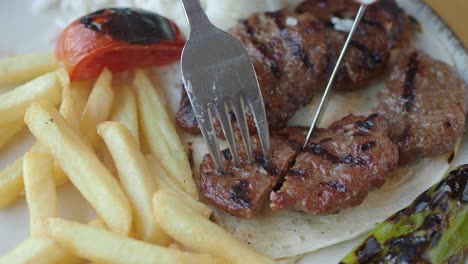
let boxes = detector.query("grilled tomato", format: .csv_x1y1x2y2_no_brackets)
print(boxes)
55,8,185,81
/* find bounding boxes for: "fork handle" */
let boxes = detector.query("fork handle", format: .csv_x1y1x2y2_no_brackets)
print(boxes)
181,0,212,33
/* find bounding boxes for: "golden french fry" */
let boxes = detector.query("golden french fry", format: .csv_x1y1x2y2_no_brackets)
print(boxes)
0,81,92,208
0,237,77,264
0,143,49,208
133,69,197,199
59,81,92,132
23,152,57,236
0,120,24,150
153,190,274,264
80,68,114,148
98,121,171,245
0,158,24,208
111,84,140,147
24,101,132,235
41,218,222,264
0,219,106,264
95,139,117,176
0,71,62,125
0,52,59,85
145,155,211,219
88,218,107,229
168,243,185,250
52,80,94,185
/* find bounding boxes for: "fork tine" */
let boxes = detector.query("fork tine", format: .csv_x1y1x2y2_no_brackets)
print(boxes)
215,101,240,166
249,97,271,160
233,96,253,163
197,104,224,172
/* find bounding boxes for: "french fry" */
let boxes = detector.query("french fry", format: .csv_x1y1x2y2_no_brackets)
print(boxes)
0,219,106,264
59,81,92,132
80,68,114,148
24,101,132,235
0,52,59,85
0,237,77,264
0,71,62,125
133,69,197,199
145,155,211,219
52,80,94,184
153,190,274,264
98,121,171,245
111,84,140,147
0,82,92,208
0,81,92,208
0,158,24,208
95,139,118,176
41,218,222,264
0,120,24,150
23,152,57,236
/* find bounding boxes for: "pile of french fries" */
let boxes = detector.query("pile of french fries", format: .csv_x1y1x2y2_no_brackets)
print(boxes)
0,52,274,264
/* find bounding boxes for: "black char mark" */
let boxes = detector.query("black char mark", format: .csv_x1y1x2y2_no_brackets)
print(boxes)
360,141,376,152
255,153,280,175
438,166,468,203
355,236,382,264
402,52,419,112
266,11,314,72
386,235,429,263
304,144,368,166
243,20,282,78
322,181,348,193
229,179,252,208
80,8,177,44
354,115,376,130
350,40,383,70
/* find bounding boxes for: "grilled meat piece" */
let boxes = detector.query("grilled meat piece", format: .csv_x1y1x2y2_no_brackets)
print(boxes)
176,0,414,134
177,8,328,133
270,114,398,215
296,0,414,89
199,132,303,218
377,50,467,164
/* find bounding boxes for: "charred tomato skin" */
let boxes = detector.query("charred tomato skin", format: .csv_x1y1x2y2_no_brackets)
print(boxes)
55,8,185,81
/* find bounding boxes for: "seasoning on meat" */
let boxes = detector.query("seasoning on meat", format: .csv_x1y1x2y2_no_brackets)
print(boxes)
176,0,414,134
377,50,467,164
270,114,398,215
199,132,303,218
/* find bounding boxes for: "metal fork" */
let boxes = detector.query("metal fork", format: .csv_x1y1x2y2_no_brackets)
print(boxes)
180,0,271,173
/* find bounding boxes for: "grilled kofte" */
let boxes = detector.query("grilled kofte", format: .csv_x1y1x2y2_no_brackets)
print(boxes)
377,50,468,164
270,114,398,214
199,132,303,218
176,0,414,134
196,0,467,219
199,115,399,217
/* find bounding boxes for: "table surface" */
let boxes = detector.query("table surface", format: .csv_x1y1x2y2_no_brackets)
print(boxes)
425,0,468,48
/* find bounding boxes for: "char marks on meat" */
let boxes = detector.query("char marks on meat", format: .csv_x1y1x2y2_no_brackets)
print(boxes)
199,132,302,218
176,0,414,134
270,114,398,215
296,0,413,89
377,50,467,164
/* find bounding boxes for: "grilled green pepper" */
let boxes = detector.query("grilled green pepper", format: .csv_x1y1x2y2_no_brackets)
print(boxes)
341,165,468,264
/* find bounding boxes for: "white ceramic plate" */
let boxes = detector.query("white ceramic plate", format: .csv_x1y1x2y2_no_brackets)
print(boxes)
0,0,467,263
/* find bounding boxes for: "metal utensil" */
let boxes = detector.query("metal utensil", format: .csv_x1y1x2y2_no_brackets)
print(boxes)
303,4,368,147
180,0,271,173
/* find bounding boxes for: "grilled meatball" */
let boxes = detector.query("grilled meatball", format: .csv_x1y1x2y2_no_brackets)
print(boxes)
377,50,467,164
176,0,414,134
177,9,328,133
270,114,398,215
296,0,414,89
199,132,303,218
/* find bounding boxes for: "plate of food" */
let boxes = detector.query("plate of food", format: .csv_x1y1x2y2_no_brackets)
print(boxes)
0,0,467,263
